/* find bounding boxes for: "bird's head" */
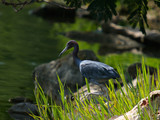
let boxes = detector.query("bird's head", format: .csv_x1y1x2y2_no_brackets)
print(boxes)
59,40,78,56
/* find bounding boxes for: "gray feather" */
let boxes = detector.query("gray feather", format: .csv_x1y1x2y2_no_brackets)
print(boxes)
79,60,120,80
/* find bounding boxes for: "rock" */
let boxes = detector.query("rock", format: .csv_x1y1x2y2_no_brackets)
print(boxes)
102,23,144,42
76,8,92,19
144,30,160,44
30,4,76,23
63,31,143,55
8,102,38,120
130,48,143,55
102,22,160,45
66,83,109,103
102,22,160,57
8,97,33,104
33,50,99,104
109,90,160,120
64,31,142,49
66,83,111,119
142,30,160,57
127,63,157,79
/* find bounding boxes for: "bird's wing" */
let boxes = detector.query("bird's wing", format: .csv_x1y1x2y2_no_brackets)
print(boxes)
80,60,119,80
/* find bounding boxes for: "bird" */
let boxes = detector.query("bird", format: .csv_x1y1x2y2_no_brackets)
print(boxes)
59,40,120,84
59,40,120,115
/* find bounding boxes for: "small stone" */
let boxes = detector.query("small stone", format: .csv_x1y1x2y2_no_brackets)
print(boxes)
8,102,38,120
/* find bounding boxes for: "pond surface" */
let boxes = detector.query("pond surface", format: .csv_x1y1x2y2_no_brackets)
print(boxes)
0,3,160,120
0,4,99,120
0,4,63,119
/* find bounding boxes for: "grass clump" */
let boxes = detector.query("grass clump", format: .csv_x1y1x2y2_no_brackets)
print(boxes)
32,60,160,120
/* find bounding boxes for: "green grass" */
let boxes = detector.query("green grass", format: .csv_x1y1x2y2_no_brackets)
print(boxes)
31,59,160,120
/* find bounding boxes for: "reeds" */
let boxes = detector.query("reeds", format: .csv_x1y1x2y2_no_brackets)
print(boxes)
31,59,160,120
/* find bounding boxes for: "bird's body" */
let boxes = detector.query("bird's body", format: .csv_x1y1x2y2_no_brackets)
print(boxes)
59,40,120,83
80,60,119,80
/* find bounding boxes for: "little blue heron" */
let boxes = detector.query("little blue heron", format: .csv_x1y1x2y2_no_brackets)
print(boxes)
59,40,120,114
59,40,120,83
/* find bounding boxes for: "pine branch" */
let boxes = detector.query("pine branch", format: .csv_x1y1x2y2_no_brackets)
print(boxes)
87,0,117,21
64,0,117,21
127,0,149,34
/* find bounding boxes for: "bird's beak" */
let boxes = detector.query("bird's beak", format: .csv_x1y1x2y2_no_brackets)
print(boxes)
59,47,68,57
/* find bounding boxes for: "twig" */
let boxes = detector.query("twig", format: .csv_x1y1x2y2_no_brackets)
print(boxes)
1,0,43,12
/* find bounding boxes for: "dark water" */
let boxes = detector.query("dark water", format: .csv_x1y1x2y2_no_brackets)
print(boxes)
0,4,99,119
0,4,64,120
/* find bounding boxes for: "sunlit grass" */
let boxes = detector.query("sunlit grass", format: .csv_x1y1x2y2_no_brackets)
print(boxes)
32,59,160,120
99,52,160,71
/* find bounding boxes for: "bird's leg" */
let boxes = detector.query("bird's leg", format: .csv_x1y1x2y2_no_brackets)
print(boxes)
98,83,112,116
89,80,112,116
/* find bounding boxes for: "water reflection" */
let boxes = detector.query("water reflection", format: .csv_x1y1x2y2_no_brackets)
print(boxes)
0,62,5,65
0,4,62,120
0,3,98,120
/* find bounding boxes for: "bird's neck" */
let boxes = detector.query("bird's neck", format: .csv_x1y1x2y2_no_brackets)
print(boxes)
73,44,81,67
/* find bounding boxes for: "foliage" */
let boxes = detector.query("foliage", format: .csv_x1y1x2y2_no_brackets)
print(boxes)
127,0,149,34
2,0,160,34
87,0,117,21
31,59,160,119
64,0,160,34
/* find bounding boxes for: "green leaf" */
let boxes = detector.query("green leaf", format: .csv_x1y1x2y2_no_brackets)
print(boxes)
88,0,117,21
127,0,148,34
154,0,160,7
128,8,138,21
139,18,146,35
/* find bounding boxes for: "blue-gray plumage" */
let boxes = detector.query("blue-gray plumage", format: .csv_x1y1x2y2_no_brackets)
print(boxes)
80,60,119,80
59,40,120,83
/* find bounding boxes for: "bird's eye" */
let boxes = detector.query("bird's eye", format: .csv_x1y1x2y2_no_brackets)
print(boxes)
69,43,73,46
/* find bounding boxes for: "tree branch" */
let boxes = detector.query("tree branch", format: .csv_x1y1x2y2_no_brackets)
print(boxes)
1,0,43,12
